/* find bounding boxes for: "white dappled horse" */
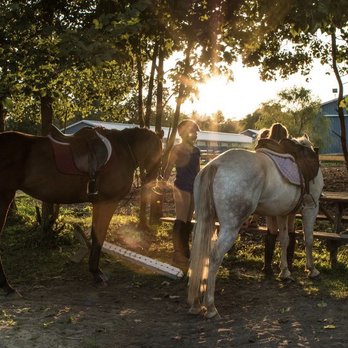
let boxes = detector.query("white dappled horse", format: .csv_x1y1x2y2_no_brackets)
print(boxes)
188,135,323,319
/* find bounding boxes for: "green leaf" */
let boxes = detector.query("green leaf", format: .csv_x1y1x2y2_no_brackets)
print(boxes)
93,19,103,30
3,97,13,109
339,97,348,109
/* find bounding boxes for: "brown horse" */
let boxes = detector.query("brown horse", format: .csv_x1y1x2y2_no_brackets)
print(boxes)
0,126,162,294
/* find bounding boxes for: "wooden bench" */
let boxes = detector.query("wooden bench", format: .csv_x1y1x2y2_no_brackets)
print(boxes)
160,217,348,268
319,192,348,233
295,213,348,223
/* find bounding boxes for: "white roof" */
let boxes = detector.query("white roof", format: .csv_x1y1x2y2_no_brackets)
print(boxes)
321,95,348,107
64,120,253,144
198,130,252,143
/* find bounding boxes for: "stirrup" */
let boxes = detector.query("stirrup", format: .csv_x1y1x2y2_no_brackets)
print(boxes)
87,180,98,196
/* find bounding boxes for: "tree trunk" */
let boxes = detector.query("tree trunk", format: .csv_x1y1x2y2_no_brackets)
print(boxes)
163,41,193,168
153,41,193,223
145,41,158,128
0,101,5,132
41,95,53,135
136,43,145,128
155,40,164,134
40,94,59,235
150,40,165,224
135,42,149,229
331,32,348,171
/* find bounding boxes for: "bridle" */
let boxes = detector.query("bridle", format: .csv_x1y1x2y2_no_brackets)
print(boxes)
126,140,162,188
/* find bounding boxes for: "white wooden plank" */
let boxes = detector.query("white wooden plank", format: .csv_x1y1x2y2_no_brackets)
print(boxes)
71,229,184,279
101,240,184,279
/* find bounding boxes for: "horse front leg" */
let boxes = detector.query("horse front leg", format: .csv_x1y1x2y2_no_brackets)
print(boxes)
89,201,118,286
0,191,16,295
204,227,239,319
277,216,292,280
0,256,16,295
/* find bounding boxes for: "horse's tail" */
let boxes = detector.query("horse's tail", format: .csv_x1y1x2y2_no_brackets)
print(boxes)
188,163,218,306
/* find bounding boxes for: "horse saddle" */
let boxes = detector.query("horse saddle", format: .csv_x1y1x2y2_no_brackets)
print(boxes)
255,138,320,193
280,138,320,192
48,125,112,196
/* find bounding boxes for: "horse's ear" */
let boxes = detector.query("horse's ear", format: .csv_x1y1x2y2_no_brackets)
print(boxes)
304,133,309,139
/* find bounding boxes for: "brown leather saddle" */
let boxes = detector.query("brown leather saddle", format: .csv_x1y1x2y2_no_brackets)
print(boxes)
48,125,112,196
255,138,320,194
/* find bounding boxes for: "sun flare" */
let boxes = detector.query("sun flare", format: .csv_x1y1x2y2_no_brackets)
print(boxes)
183,75,234,117
177,58,338,121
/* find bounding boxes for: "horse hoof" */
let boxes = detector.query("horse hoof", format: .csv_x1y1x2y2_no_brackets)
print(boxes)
263,268,274,277
308,269,320,279
204,308,220,320
96,280,108,288
189,304,205,315
279,269,292,280
281,276,295,284
93,271,109,286
9,290,23,298
2,284,18,296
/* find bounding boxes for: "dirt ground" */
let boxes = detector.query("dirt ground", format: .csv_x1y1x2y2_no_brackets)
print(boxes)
1,166,348,348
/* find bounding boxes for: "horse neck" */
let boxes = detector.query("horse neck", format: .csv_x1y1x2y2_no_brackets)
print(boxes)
121,128,145,169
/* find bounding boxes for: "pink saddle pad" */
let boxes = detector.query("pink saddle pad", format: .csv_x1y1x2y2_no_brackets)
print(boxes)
257,148,301,186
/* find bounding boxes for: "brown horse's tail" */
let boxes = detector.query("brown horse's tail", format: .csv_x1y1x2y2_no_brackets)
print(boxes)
188,163,218,306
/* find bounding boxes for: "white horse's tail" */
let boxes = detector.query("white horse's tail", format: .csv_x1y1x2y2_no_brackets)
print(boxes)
188,164,218,306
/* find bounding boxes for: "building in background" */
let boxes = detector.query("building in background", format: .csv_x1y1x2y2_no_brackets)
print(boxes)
321,97,348,154
62,120,254,156
240,129,259,140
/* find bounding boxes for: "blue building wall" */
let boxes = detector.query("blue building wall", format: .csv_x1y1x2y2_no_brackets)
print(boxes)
320,98,348,154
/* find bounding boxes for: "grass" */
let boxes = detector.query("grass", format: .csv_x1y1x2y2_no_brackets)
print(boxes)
221,235,348,299
1,193,348,299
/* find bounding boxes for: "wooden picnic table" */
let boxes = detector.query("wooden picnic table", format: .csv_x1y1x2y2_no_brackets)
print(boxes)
160,191,348,269
319,191,348,268
319,191,348,233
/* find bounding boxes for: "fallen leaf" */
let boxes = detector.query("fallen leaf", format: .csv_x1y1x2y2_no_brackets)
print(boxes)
317,301,327,308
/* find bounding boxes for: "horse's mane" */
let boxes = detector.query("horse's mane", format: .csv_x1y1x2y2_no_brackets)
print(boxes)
100,127,154,144
120,127,154,140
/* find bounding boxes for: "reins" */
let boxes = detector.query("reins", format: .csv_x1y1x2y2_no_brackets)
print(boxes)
127,143,139,170
125,139,148,184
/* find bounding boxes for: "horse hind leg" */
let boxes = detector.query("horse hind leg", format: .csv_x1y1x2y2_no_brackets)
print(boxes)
204,226,239,319
89,201,118,285
0,191,16,295
276,216,292,280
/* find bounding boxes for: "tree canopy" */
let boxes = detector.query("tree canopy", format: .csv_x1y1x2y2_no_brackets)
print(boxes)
254,87,330,149
1,0,347,165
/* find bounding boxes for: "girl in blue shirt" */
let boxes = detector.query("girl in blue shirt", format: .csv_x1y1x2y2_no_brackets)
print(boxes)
163,119,201,269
